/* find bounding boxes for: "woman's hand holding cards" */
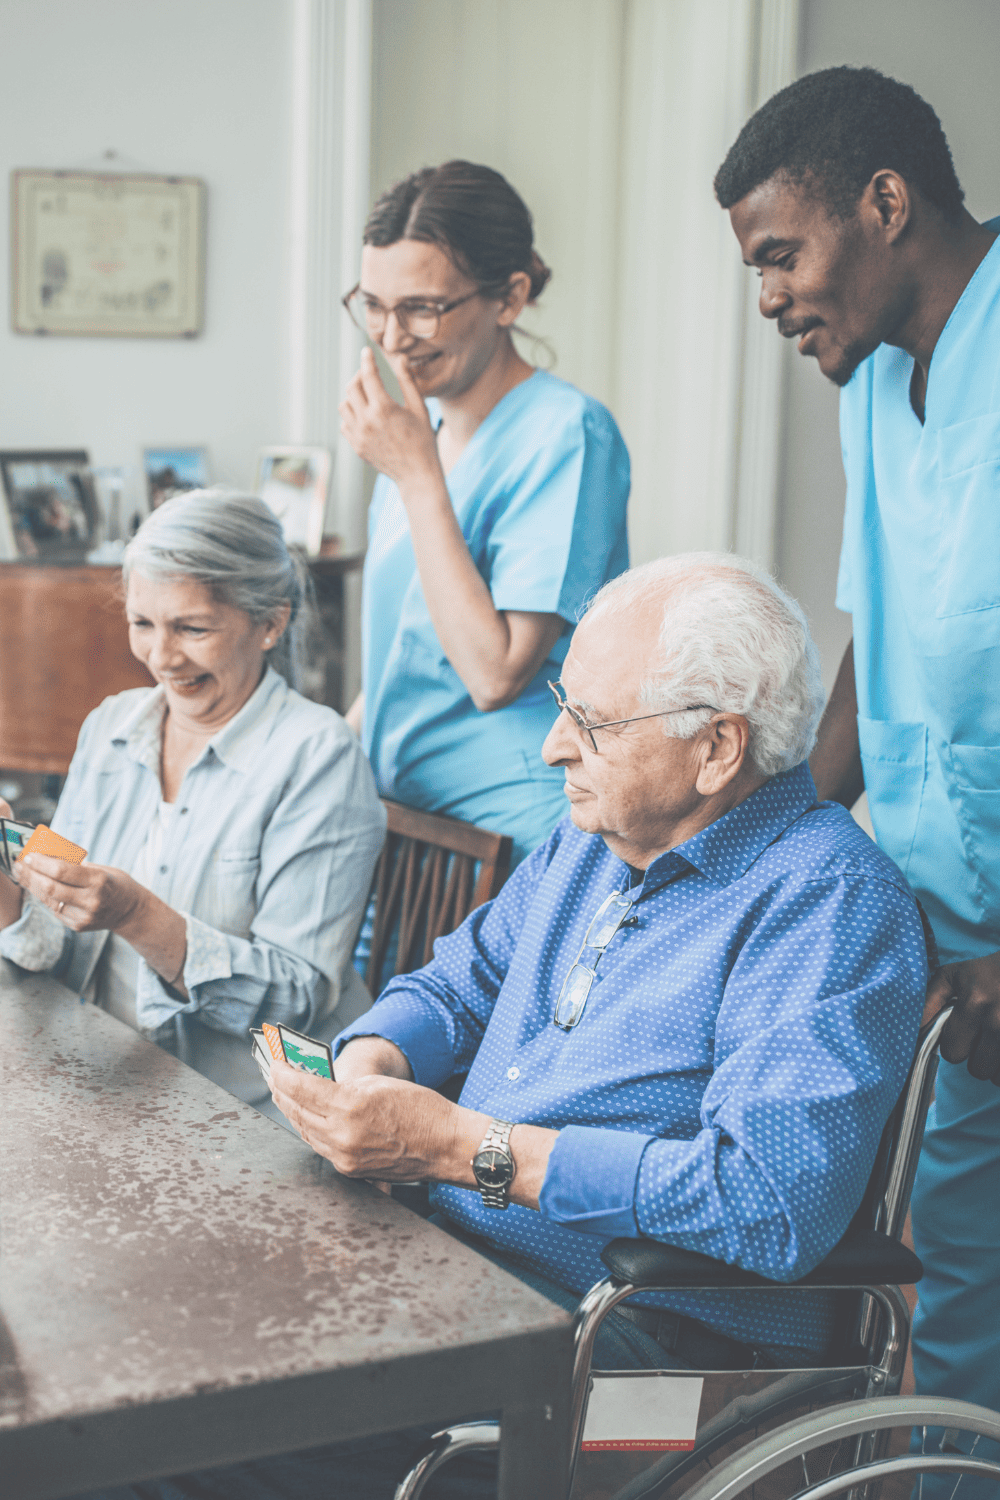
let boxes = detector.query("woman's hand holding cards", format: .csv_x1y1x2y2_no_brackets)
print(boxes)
17,852,190,996
19,852,146,932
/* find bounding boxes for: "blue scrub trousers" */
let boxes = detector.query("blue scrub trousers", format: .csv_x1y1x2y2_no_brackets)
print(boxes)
909,1061,1000,1497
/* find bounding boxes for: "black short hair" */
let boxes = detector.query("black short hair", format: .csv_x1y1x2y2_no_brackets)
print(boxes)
714,66,964,223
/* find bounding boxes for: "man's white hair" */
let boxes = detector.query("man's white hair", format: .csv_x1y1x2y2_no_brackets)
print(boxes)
584,553,825,778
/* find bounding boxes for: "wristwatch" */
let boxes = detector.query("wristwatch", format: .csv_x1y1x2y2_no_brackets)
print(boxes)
471,1118,516,1210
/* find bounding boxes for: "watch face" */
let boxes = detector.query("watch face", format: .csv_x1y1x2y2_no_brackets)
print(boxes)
473,1147,514,1188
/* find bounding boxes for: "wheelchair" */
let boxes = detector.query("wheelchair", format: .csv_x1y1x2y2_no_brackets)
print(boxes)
396,1008,1000,1500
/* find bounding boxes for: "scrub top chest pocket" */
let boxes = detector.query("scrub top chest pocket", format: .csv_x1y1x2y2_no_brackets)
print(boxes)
934,412,1000,618
856,718,928,879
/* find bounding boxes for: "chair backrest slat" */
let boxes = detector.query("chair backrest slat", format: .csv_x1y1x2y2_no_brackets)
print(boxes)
422,847,451,966
366,832,406,991
365,801,513,996
397,841,435,975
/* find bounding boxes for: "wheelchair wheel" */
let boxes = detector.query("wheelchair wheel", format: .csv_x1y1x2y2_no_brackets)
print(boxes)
673,1396,1000,1500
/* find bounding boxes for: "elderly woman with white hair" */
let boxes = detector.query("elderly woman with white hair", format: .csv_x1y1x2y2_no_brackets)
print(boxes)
0,490,385,1118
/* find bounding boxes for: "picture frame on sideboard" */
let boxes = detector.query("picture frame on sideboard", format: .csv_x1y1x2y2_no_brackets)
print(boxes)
255,446,331,556
142,446,210,511
0,449,96,561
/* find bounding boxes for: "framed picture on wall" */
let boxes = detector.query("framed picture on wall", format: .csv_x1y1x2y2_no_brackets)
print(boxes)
255,447,331,556
143,447,210,510
10,170,207,338
0,449,97,560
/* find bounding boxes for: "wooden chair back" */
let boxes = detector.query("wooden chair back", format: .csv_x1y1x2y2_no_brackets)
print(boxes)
366,800,512,994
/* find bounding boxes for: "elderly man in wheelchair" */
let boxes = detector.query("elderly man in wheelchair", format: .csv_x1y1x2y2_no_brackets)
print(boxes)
96,554,1000,1500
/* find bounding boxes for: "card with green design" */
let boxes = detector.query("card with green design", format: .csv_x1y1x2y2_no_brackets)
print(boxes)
0,819,35,877
275,1022,334,1080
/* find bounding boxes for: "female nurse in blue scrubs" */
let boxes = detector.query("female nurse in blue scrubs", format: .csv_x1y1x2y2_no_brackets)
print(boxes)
339,160,630,866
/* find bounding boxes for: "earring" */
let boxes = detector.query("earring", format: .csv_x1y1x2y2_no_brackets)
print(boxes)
264,637,272,647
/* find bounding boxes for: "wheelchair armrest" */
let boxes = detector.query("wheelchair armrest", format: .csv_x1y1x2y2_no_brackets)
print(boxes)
600,1227,923,1289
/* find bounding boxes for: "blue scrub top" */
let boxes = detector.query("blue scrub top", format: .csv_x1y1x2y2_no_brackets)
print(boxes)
838,218,1000,963
361,369,630,864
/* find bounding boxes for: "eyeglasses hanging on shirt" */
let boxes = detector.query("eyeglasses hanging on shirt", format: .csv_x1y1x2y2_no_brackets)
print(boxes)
553,890,638,1030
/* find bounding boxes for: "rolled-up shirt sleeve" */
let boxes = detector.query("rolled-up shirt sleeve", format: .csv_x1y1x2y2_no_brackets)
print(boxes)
538,871,927,1281
0,894,71,973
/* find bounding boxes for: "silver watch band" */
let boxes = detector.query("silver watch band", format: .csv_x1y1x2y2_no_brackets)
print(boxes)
474,1117,515,1209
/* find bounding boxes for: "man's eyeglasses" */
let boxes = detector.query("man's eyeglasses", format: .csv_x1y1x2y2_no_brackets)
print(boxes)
554,890,637,1030
547,681,719,754
341,285,480,340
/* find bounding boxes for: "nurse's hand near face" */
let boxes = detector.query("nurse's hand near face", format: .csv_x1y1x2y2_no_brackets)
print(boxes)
339,347,441,492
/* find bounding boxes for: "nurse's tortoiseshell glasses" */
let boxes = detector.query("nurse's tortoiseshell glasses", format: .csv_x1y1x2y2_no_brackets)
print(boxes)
342,285,481,340
546,681,719,754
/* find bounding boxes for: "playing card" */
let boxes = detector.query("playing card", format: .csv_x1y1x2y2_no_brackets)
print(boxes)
276,1022,334,1080
0,819,35,877
21,825,87,864
250,1037,273,1085
259,1021,284,1063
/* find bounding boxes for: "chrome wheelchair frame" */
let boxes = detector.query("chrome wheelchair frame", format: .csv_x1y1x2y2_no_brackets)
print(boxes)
396,1009,1000,1500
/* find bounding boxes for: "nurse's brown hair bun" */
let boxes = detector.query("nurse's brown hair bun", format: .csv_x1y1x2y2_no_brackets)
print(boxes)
364,160,552,305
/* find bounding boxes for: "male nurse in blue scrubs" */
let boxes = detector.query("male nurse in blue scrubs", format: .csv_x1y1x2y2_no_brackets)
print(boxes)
716,65,1000,1487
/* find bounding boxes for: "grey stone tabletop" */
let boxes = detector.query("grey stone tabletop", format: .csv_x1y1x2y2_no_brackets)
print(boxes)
0,963,572,1499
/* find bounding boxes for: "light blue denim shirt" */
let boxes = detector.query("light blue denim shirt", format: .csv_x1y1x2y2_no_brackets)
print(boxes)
0,667,386,1113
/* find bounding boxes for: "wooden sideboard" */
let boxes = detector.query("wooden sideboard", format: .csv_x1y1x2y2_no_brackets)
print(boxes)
0,556,362,775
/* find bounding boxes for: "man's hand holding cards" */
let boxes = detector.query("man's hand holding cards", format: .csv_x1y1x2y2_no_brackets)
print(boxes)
249,1021,334,1087
253,1021,487,1194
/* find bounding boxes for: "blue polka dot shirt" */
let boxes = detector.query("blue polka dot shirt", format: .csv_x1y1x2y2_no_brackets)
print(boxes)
336,763,928,1355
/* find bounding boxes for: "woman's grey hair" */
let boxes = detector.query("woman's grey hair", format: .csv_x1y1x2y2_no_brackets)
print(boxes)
584,553,825,778
123,489,311,690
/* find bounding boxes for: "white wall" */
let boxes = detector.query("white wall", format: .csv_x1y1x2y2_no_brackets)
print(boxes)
779,0,1000,690
370,0,627,414
0,0,296,515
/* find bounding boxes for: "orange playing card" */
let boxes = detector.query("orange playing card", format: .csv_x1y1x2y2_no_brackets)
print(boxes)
21,825,87,864
260,1021,285,1063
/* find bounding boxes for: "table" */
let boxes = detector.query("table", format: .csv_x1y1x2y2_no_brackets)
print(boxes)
0,965,573,1499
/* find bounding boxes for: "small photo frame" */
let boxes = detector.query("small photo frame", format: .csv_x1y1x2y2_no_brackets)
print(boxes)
0,449,97,560
143,447,210,510
256,447,330,556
